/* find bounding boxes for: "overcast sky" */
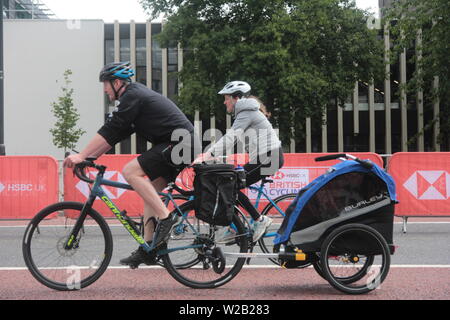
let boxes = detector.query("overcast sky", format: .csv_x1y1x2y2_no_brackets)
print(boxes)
43,0,380,22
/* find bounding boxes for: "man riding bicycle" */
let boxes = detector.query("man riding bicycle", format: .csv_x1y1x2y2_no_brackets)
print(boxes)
64,61,198,268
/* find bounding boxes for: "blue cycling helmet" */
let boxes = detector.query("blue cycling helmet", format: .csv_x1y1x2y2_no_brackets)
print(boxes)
99,61,135,82
100,62,135,100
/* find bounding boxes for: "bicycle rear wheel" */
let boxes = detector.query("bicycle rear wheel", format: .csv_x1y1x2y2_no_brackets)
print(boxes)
22,202,113,291
162,201,250,289
258,193,297,265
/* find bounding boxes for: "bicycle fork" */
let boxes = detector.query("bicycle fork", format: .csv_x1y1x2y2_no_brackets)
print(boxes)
64,195,95,250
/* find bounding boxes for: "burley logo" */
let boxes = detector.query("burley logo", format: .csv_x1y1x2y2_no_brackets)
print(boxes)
403,170,450,200
76,171,128,199
0,182,4,193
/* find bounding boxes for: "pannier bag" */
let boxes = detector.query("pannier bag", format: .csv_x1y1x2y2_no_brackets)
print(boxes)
193,164,238,226
274,160,397,254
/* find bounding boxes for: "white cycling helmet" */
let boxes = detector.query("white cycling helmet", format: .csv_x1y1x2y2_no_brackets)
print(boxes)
218,81,251,96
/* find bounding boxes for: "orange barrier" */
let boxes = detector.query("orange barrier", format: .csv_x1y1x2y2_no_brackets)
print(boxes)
64,154,189,218
0,156,59,219
388,152,450,217
179,153,383,201
63,152,383,218
9,152,450,221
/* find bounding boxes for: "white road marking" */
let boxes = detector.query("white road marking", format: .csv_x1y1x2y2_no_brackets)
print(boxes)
1,265,450,271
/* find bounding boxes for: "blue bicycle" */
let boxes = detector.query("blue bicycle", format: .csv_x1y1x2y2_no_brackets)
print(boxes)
177,166,297,265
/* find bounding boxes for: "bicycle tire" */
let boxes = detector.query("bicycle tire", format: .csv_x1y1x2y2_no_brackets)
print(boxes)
22,202,113,291
162,200,250,289
160,194,197,269
320,224,391,294
258,193,297,265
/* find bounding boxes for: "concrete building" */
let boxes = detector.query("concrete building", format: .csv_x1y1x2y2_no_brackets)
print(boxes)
4,19,104,159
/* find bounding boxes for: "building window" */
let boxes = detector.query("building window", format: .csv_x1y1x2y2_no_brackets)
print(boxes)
168,43,178,101
136,38,147,85
152,38,162,93
15,2,32,19
120,39,130,62
105,40,114,64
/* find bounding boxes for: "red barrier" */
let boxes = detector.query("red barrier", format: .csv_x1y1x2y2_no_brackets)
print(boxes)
64,154,143,217
63,153,383,217
388,152,450,217
0,156,59,219
245,153,383,205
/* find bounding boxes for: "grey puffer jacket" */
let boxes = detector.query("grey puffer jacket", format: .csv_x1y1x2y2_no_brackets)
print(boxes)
208,97,281,161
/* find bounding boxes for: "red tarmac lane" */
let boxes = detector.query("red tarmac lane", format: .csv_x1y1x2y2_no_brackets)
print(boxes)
1,266,449,300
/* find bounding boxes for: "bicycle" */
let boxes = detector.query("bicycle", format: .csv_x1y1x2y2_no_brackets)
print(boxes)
22,158,250,291
177,164,297,265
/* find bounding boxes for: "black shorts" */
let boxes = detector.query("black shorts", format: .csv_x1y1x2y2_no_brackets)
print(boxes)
137,143,184,182
243,149,284,186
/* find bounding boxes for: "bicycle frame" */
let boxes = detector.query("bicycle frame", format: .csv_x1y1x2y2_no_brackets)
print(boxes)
239,183,288,239
248,184,287,216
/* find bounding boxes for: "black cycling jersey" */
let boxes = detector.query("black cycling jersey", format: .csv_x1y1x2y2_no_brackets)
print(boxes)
98,82,194,146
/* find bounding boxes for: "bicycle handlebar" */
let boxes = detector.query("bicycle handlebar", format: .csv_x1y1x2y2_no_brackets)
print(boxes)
314,154,347,162
73,159,105,184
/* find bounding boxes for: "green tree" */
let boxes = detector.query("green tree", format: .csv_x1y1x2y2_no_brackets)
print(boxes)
50,70,86,156
140,0,383,147
385,0,450,149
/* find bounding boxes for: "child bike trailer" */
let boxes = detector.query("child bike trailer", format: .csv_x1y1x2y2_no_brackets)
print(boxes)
274,154,397,294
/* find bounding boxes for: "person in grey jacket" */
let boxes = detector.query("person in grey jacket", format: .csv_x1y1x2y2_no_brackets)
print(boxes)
195,81,284,241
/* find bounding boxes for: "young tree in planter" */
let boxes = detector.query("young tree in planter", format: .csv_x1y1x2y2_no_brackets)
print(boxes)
50,70,86,157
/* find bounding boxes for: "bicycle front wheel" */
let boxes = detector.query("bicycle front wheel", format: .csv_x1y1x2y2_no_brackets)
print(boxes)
162,201,250,289
259,193,297,265
22,202,113,291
